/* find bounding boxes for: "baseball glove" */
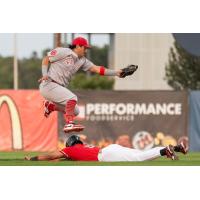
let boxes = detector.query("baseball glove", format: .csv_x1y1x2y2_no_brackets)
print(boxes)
120,64,138,78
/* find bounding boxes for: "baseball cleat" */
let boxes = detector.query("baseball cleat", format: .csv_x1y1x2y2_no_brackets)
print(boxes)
44,100,54,118
165,145,179,160
177,142,188,154
63,123,85,133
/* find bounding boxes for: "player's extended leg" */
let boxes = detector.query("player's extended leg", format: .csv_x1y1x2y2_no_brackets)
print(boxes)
128,145,178,161
99,144,178,162
63,98,84,133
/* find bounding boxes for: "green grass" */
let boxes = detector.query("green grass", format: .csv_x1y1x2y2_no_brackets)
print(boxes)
0,151,200,166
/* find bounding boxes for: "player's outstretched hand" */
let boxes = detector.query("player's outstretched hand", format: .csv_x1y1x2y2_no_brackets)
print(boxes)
24,156,31,160
38,75,49,83
119,64,138,78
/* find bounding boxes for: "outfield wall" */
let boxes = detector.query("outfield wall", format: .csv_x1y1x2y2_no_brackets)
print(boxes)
2,90,200,151
0,90,58,151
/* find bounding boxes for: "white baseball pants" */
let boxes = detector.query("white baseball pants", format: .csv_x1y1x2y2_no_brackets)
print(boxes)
39,80,80,115
98,144,164,162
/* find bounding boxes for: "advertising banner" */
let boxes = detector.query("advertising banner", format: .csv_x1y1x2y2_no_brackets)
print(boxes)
62,90,189,149
0,90,58,151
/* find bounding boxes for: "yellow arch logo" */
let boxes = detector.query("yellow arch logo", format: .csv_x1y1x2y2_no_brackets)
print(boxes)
0,95,23,150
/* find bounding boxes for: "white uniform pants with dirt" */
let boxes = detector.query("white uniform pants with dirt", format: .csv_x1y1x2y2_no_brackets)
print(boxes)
39,80,79,115
98,144,164,162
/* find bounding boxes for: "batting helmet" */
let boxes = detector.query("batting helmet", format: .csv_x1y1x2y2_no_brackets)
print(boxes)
66,135,83,147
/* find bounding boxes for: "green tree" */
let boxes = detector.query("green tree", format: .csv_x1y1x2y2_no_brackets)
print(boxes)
90,45,108,66
69,73,114,90
0,56,14,88
18,56,42,89
165,41,200,90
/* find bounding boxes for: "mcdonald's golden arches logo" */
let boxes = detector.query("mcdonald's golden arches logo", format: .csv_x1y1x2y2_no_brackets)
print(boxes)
0,95,23,150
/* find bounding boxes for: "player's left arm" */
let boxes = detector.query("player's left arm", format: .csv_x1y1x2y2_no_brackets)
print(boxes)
89,64,138,78
89,65,121,77
25,151,65,161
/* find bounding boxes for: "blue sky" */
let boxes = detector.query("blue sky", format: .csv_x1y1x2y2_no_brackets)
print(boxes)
0,33,109,59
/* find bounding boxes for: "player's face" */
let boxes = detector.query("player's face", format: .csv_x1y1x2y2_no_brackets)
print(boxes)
81,46,88,56
77,46,87,57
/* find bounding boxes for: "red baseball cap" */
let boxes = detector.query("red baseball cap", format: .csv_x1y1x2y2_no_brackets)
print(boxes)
72,37,91,48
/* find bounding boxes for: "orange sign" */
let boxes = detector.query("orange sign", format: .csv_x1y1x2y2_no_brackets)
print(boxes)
0,90,58,151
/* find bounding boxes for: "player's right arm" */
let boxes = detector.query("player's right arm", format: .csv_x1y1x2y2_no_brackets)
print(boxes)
38,56,50,83
38,48,69,83
25,150,65,161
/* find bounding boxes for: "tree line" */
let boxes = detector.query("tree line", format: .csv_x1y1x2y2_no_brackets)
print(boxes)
165,41,200,90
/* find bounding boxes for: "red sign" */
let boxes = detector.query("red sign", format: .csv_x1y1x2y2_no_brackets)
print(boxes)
0,90,58,151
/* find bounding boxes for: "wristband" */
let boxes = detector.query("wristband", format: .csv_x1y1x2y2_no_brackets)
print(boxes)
42,65,48,76
99,66,105,75
99,66,118,76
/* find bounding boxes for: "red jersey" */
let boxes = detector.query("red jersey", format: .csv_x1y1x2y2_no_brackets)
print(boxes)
60,144,100,161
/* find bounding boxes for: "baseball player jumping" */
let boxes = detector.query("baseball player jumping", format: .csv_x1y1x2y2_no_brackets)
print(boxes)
38,36,138,134
25,135,187,162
